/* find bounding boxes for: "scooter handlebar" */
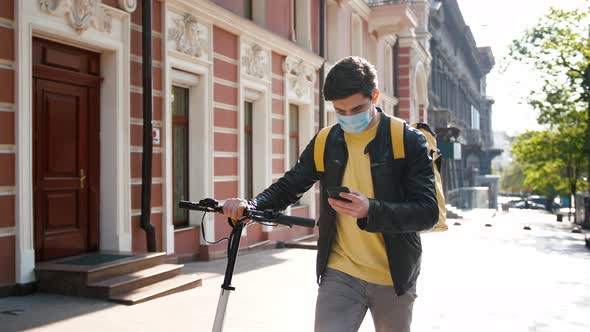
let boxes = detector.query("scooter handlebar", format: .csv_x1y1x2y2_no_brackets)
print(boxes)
178,199,315,228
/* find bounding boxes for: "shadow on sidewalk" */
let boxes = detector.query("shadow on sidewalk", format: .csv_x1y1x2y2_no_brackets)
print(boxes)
181,248,294,279
0,293,117,332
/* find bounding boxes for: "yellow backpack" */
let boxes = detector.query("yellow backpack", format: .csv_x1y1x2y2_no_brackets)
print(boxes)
314,117,448,232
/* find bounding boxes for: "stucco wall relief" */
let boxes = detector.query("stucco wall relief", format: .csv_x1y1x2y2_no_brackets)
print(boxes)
39,0,113,34
241,42,269,80
282,56,316,100
167,13,209,60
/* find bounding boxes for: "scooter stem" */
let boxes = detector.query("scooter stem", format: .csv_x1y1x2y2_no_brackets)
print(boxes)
211,221,244,332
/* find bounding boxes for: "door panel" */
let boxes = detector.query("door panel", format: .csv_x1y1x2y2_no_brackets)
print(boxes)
45,192,78,230
34,79,89,260
44,93,79,174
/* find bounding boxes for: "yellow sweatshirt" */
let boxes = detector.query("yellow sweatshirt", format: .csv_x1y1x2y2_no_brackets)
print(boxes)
327,122,393,286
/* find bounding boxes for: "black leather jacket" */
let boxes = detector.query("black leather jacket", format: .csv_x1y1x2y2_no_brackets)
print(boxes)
252,108,439,295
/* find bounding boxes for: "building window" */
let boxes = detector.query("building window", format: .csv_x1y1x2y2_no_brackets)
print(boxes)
292,0,312,50
289,104,300,168
471,106,480,130
243,0,253,19
290,0,297,42
210,0,253,19
172,86,189,228
244,101,254,199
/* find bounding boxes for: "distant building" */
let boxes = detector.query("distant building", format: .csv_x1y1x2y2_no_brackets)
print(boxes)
428,0,501,209
491,131,514,174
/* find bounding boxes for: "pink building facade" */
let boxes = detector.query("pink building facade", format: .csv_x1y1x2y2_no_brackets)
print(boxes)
0,0,432,293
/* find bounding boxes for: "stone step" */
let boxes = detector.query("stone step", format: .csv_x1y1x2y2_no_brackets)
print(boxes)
87,264,183,298
109,274,202,305
35,252,167,296
446,205,464,219
85,253,166,283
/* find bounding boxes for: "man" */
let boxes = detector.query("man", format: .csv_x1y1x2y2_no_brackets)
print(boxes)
222,56,438,332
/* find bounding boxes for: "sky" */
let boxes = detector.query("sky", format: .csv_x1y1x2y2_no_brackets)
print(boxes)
456,0,588,137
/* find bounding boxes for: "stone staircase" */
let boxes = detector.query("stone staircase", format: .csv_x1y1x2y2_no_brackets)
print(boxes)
35,252,202,305
446,204,464,219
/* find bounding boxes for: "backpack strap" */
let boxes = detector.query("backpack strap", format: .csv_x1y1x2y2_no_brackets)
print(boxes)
390,117,406,160
313,125,335,172
411,122,442,171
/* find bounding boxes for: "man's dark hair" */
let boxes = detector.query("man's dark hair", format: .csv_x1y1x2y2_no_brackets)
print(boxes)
323,56,378,101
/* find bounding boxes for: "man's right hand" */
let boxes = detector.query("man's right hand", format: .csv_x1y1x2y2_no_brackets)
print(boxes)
222,198,250,222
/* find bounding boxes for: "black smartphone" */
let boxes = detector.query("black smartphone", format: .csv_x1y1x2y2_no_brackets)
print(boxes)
327,186,352,203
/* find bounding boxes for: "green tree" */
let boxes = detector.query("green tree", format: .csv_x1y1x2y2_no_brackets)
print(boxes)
509,5,589,115
512,128,586,220
499,162,528,194
507,4,590,220
511,131,562,205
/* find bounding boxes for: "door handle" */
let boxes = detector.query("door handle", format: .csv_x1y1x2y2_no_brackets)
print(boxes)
79,169,86,189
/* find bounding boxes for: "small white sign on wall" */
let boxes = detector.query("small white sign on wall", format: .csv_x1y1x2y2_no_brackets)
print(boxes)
152,127,161,145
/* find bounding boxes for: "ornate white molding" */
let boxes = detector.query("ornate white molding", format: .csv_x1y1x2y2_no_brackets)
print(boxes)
167,13,209,59
241,42,269,80
118,0,137,13
282,56,316,99
171,0,323,69
38,0,112,34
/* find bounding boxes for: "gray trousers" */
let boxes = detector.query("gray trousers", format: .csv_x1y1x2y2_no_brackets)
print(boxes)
315,268,417,332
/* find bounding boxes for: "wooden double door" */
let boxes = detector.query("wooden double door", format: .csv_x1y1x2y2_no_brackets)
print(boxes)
33,38,101,261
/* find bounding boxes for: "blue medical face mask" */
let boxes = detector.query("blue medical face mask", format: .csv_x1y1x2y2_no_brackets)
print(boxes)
336,104,374,134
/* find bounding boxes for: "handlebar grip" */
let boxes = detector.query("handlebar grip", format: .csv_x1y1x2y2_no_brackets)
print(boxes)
275,214,316,228
179,200,200,210
178,200,223,213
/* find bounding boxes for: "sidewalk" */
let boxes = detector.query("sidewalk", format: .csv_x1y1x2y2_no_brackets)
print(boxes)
0,248,320,332
1,209,589,331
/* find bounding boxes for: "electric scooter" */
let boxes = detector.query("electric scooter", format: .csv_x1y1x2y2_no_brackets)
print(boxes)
179,199,315,332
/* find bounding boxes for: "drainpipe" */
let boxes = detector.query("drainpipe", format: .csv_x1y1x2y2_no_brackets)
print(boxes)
319,0,326,215
141,0,157,252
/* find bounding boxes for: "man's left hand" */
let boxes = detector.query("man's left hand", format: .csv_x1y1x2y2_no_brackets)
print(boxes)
328,191,370,219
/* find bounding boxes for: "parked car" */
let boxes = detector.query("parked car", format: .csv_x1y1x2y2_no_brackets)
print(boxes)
510,197,553,210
